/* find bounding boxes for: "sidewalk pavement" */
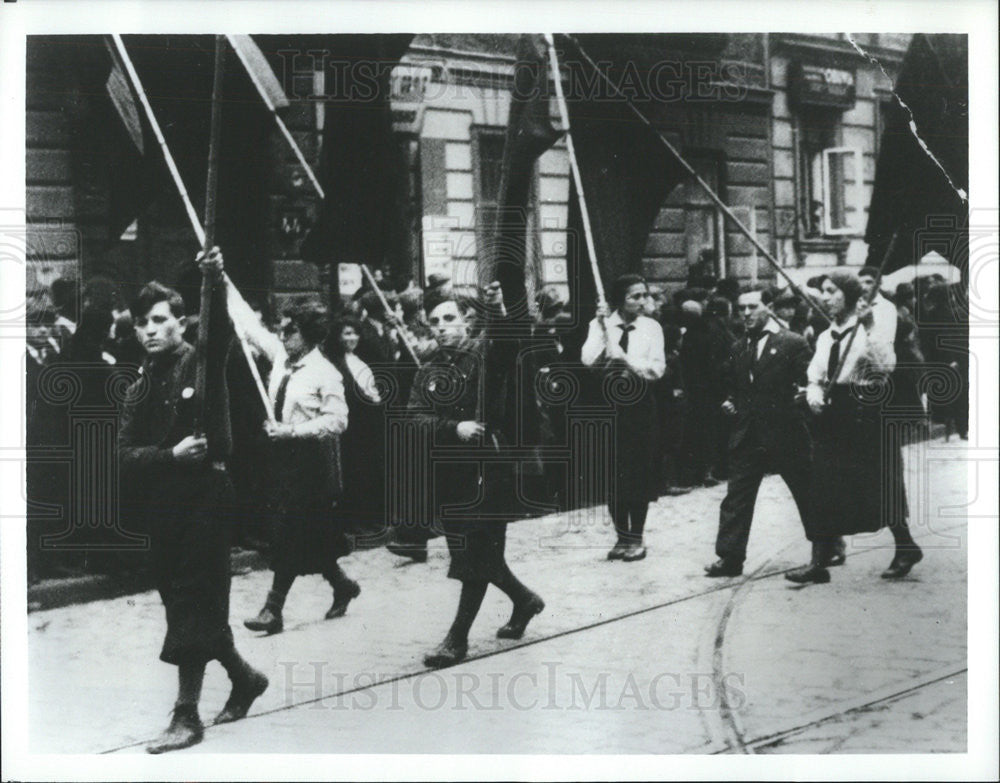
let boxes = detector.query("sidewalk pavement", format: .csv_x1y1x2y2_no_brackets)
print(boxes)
27,438,967,754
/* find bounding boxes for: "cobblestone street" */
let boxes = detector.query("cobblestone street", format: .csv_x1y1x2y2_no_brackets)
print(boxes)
27,438,970,756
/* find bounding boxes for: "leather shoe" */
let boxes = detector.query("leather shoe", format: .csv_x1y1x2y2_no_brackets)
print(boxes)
825,538,847,567
622,544,647,562
784,563,831,584
881,547,923,579
497,593,545,639
704,559,743,577
213,669,269,725
244,606,283,634
387,540,428,563
607,540,628,560
325,579,361,619
146,704,203,754
423,638,468,669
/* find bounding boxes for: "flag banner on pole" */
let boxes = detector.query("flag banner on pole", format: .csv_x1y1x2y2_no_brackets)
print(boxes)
104,39,144,154
487,34,563,319
558,34,697,320
227,34,290,112
300,35,414,290
864,33,968,276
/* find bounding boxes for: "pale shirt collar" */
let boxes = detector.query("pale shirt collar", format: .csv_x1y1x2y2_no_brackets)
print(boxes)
285,346,323,372
748,316,781,344
828,315,858,337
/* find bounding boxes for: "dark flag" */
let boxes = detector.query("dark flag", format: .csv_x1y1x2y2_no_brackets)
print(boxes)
558,34,696,320
865,33,968,276
299,34,414,300
487,34,563,318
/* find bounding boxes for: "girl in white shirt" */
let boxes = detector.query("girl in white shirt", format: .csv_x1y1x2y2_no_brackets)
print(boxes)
581,274,666,562
787,272,922,584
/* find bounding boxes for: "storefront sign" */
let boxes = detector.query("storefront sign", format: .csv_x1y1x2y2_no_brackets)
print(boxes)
789,62,856,109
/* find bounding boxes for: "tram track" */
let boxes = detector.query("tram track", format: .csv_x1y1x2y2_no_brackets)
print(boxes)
102,518,968,755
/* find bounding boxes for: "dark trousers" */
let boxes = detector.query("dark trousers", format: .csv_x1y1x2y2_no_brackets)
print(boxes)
715,431,812,564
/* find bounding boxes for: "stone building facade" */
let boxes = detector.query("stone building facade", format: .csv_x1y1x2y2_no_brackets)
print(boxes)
25,33,912,307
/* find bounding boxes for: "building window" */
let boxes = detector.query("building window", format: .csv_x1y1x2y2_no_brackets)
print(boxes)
820,147,862,235
472,128,507,252
797,113,861,238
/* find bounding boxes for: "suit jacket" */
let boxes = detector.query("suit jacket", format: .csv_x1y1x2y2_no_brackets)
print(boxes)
724,326,811,457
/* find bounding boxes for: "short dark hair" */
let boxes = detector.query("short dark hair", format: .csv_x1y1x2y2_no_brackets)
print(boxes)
822,272,864,311
427,292,475,317
610,273,647,311
705,296,732,317
857,265,880,280
282,299,328,347
738,283,774,306
50,277,79,319
713,277,741,302
130,281,185,321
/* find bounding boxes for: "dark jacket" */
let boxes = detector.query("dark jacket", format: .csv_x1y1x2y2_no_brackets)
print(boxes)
724,327,811,456
404,313,519,525
118,273,232,478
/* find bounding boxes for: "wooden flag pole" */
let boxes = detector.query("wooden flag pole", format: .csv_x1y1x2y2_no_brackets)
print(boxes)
564,34,831,327
543,34,608,314
111,34,273,420
193,35,227,435
360,263,422,367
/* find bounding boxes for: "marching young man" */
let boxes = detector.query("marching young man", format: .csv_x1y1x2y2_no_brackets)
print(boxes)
119,249,267,753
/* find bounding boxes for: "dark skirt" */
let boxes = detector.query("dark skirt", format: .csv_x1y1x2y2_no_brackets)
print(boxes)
808,385,910,538
147,468,235,666
612,384,658,504
268,439,351,577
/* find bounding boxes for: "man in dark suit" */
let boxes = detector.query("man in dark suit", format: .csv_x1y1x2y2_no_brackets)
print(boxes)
705,286,815,577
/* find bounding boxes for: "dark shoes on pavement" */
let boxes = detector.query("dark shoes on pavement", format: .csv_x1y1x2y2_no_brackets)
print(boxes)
704,559,743,577
497,593,545,639
881,546,923,579
825,537,847,567
146,704,204,754
386,540,428,563
784,563,831,584
423,637,468,669
609,540,646,561
213,669,269,726
244,605,283,635
622,544,647,562
325,579,361,619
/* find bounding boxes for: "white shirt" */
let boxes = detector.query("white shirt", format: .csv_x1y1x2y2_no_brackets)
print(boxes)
870,293,898,352
749,317,782,360
581,311,665,381
806,315,896,407
267,347,349,437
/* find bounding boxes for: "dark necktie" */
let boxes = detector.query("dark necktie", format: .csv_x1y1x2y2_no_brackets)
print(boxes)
274,369,294,422
827,329,847,384
618,323,635,353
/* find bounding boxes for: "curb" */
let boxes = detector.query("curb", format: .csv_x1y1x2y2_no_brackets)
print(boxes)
28,549,267,613
26,423,949,613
